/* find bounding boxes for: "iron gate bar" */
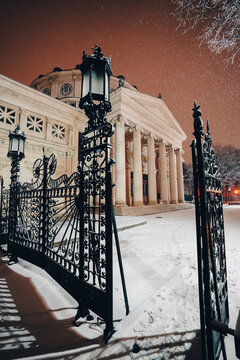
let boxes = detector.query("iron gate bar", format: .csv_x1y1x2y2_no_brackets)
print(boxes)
192,101,229,360
191,139,207,359
111,202,130,316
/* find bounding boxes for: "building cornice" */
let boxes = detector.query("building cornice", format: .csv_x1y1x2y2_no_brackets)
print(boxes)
0,74,84,125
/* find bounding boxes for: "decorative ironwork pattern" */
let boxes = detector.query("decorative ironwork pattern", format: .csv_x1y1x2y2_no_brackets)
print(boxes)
0,178,10,244
78,122,113,290
191,102,229,360
7,122,114,341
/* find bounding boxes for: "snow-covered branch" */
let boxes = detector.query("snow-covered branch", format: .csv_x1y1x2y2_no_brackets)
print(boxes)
172,0,240,62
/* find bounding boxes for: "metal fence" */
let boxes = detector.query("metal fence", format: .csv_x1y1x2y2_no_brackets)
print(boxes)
5,120,116,342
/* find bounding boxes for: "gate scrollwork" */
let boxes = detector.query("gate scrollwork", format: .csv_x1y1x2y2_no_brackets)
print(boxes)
7,119,114,341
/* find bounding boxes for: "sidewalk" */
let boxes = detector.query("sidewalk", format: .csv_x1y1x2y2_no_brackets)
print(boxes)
0,254,103,360
0,206,202,360
0,252,201,360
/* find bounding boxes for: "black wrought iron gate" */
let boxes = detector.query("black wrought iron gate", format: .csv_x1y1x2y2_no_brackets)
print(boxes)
191,102,229,360
6,120,116,342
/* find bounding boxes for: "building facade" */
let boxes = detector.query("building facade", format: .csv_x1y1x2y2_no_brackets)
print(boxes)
0,67,186,215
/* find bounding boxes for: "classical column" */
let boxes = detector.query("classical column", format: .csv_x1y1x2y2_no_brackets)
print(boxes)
133,127,143,206
67,125,73,146
147,136,157,205
158,141,169,204
65,152,72,174
115,115,126,206
169,145,178,204
176,148,185,203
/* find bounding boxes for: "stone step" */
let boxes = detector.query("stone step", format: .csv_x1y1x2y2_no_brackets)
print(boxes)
114,203,194,216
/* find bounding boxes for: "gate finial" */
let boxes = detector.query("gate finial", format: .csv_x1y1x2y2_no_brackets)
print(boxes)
192,101,204,138
207,119,210,135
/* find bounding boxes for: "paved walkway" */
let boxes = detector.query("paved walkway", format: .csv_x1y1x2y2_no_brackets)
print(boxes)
0,254,103,359
0,205,202,360
0,251,201,359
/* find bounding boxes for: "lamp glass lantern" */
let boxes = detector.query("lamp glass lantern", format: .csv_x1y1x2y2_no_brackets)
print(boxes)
79,47,112,108
8,126,26,160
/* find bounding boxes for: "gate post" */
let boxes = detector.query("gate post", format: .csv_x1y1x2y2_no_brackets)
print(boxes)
7,157,21,262
192,103,212,359
192,102,229,360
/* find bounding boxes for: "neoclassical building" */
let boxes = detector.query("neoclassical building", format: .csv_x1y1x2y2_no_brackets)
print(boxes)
0,65,186,215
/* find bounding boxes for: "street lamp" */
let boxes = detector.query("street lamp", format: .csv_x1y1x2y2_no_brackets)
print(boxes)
7,125,26,185
7,125,26,161
228,186,231,205
79,45,112,127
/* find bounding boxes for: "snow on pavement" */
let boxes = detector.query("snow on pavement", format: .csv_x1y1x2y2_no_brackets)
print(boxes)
2,206,239,359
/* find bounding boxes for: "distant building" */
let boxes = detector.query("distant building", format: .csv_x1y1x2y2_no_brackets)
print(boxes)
0,65,186,215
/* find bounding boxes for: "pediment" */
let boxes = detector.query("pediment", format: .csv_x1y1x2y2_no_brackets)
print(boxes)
122,88,186,139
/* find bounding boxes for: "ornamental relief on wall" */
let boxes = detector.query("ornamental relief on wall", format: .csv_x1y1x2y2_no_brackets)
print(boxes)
59,83,73,97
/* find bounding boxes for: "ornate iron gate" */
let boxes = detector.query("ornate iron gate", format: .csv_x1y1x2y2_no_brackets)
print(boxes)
0,178,10,245
191,102,229,360
7,120,115,342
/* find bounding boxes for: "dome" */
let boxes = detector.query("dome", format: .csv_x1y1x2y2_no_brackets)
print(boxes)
30,67,138,108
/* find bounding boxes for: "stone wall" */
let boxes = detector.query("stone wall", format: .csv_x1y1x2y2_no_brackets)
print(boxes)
0,74,87,187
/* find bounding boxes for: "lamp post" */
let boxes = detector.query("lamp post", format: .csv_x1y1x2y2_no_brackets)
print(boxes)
79,44,112,129
7,125,26,262
228,186,231,205
8,125,26,184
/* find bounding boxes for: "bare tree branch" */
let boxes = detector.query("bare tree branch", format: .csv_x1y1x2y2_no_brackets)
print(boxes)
172,0,240,62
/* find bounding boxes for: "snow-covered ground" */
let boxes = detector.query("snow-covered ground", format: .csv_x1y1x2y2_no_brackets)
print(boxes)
0,205,239,359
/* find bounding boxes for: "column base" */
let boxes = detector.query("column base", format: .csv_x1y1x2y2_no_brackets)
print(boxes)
149,200,157,205
170,200,178,204
133,201,143,206
115,202,127,206
162,200,169,204
178,200,185,203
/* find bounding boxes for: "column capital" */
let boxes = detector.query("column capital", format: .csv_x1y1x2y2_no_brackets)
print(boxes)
175,147,183,153
132,125,142,133
72,74,81,81
143,132,150,139
145,132,157,139
167,144,177,152
158,139,167,146
117,114,124,123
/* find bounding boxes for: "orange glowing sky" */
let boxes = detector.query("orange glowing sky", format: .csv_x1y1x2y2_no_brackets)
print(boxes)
0,0,239,163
